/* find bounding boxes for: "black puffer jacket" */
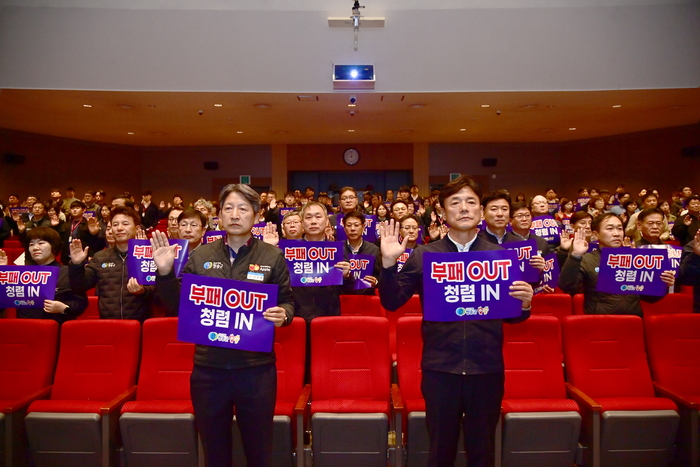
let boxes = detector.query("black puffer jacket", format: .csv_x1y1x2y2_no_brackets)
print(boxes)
157,237,294,370
69,246,154,321
558,248,664,316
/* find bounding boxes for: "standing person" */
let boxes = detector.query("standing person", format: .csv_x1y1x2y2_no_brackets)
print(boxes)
559,213,675,316
177,208,207,252
342,210,380,294
68,206,154,321
672,195,700,246
151,184,293,467
140,190,160,229
166,207,185,239
477,190,520,245
55,200,103,264
1,227,87,323
378,175,533,467
281,211,303,240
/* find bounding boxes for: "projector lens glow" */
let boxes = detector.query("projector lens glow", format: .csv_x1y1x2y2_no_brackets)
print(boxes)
350,70,359,78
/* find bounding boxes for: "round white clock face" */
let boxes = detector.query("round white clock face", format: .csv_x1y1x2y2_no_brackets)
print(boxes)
344,148,360,165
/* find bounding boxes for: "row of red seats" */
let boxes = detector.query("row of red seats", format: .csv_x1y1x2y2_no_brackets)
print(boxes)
396,314,699,467
2,314,698,467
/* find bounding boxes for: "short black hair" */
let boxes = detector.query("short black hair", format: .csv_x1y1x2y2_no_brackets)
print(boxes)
510,202,530,216
178,208,208,228
638,207,665,222
438,175,482,208
481,190,512,210
110,206,140,226
342,210,366,226
26,227,62,257
591,212,621,232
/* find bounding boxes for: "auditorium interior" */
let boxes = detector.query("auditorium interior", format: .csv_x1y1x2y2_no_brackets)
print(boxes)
1,1,700,467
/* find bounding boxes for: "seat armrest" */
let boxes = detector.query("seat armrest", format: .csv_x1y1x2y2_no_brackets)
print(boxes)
565,383,601,412
295,384,311,414
100,386,137,415
653,382,699,410
1,385,53,414
391,384,404,412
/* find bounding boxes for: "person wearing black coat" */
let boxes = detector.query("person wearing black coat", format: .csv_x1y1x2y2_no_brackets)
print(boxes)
378,176,533,467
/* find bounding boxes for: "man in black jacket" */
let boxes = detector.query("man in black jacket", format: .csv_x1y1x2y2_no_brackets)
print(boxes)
152,183,293,467
559,212,675,316
68,206,154,321
379,175,533,467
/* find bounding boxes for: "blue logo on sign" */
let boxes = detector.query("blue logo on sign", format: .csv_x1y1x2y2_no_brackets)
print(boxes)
208,332,218,340
204,262,212,269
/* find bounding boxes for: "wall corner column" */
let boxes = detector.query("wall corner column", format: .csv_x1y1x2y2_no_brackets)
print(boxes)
271,144,288,196
413,142,430,195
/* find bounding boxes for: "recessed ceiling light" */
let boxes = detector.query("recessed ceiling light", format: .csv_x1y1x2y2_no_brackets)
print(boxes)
459,129,467,132
117,104,135,110
213,104,223,107
347,103,356,107
127,132,135,135
481,104,490,108
236,131,243,134
254,103,271,109
409,104,425,109
148,104,156,108
348,129,355,132
612,105,622,108
82,104,92,108
569,128,577,131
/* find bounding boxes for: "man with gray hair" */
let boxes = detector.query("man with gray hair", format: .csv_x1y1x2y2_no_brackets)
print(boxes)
152,183,294,467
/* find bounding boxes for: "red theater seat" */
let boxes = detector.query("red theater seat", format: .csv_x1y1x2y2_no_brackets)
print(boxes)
0,319,59,467
382,294,422,361
645,314,700,467
501,316,581,467
531,293,573,320
77,295,100,320
309,316,394,467
25,320,141,467
340,294,384,317
641,292,693,319
562,315,679,467
119,318,196,467
572,293,584,315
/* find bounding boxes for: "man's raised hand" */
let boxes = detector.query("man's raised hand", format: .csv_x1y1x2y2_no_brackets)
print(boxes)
150,230,177,276
379,219,409,268
69,239,89,264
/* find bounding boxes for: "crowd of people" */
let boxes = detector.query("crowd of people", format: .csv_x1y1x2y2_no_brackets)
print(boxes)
2,180,700,467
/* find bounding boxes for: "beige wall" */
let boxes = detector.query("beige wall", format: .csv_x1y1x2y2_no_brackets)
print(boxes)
1,124,698,204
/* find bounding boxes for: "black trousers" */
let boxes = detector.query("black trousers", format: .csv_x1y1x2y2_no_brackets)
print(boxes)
190,363,277,467
421,370,505,467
